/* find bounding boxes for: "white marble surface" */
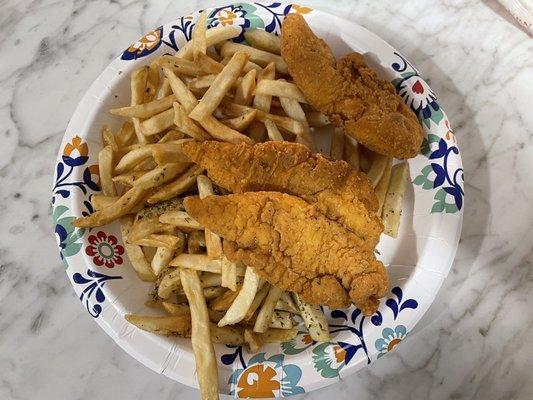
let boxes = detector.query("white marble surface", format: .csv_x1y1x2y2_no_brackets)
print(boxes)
0,0,532,399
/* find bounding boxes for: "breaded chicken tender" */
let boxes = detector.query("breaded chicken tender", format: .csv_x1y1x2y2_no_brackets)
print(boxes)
184,192,389,315
181,140,383,249
281,13,424,159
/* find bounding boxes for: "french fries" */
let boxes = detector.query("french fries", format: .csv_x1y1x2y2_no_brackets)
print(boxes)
293,294,330,342
254,80,307,103
218,267,261,326
82,23,416,399
382,163,409,238
220,41,288,74
254,286,283,333
244,29,281,54
189,52,249,121
180,268,219,400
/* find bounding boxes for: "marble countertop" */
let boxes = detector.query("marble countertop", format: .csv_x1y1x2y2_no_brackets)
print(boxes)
1,0,532,399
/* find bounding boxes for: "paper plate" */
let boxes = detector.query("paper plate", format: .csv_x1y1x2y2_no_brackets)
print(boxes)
52,2,464,397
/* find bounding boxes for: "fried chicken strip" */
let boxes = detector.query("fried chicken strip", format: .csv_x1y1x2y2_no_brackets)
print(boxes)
281,13,424,159
184,192,389,315
181,140,383,250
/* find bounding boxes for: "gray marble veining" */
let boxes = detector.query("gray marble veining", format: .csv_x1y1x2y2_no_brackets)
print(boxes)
0,0,532,399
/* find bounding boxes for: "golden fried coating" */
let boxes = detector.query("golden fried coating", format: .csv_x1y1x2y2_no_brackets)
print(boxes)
181,140,383,249
184,192,389,315
281,13,424,159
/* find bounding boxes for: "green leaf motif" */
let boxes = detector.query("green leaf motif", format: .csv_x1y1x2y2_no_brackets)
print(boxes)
434,188,447,201
431,202,445,213
412,175,427,186
63,242,83,258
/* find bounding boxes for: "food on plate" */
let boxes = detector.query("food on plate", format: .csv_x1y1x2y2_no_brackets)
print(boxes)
184,192,389,314
180,140,383,249
280,13,423,159
71,12,416,399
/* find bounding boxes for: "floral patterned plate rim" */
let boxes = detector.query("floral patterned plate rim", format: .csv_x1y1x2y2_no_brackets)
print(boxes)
52,2,463,397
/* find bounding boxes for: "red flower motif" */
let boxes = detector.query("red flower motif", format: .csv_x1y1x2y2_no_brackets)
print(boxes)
85,231,124,268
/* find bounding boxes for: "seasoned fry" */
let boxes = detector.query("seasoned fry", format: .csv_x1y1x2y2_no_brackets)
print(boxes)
218,268,261,326
254,80,307,103
260,328,298,343
164,68,199,113
177,25,240,60
222,109,257,132
173,102,210,140
101,126,119,151
244,329,263,352
195,52,224,74
156,55,203,76
293,294,330,342
203,286,227,300
366,153,390,188
234,69,256,105
147,165,204,204
269,310,295,329
160,210,203,230
192,10,207,61
125,314,191,336
382,162,409,238
113,170,147,186
180,268,219,400
279,95,315,150
197,175,223,259
330,127,345,161
344,136,360,171
248,62,276,141
91,194,118,211
110,95,175,119
244,29,281,54
220,41,288,74
98,146,117,196
157,268,181,299
221,56,263,75
131,234,180,249
201,273,222,288
127,216,172,242
151,142,192,165
74,186,149,228
145,62,160,103
244,283,270,320
133,163,189,190
275,293,300,314
221,256,238,292
189,52,249,121
265,119,284,141
121,217,156,282
157,129,185,143
210,285,241,311
156,77,172,100
198,114,253,144
375,158,393,215
142,246,157,263
151,247,175,276
170,254,221,273
254,285,283,333
115,146,153,174
131,66,149,144
161,302,190,316
116,121,136,147
140,108,175,136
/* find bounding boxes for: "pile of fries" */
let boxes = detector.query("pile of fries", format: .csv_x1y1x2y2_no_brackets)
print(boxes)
74,13,409,399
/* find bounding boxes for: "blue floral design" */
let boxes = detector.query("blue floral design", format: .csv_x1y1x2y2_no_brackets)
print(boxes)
391,52,444,128
53,206,85,268
414,134,464,213
375,325,407,358
72,269,122,318
121,27,163,60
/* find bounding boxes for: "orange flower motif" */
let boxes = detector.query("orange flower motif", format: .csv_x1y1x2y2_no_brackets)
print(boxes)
302,334,313,345
237,364,280,398
63,136,88,158
291,4,313,14
333,345,346,363
128,28,161,53
218,10,237,26
445,120,456,143
387,338,402,351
